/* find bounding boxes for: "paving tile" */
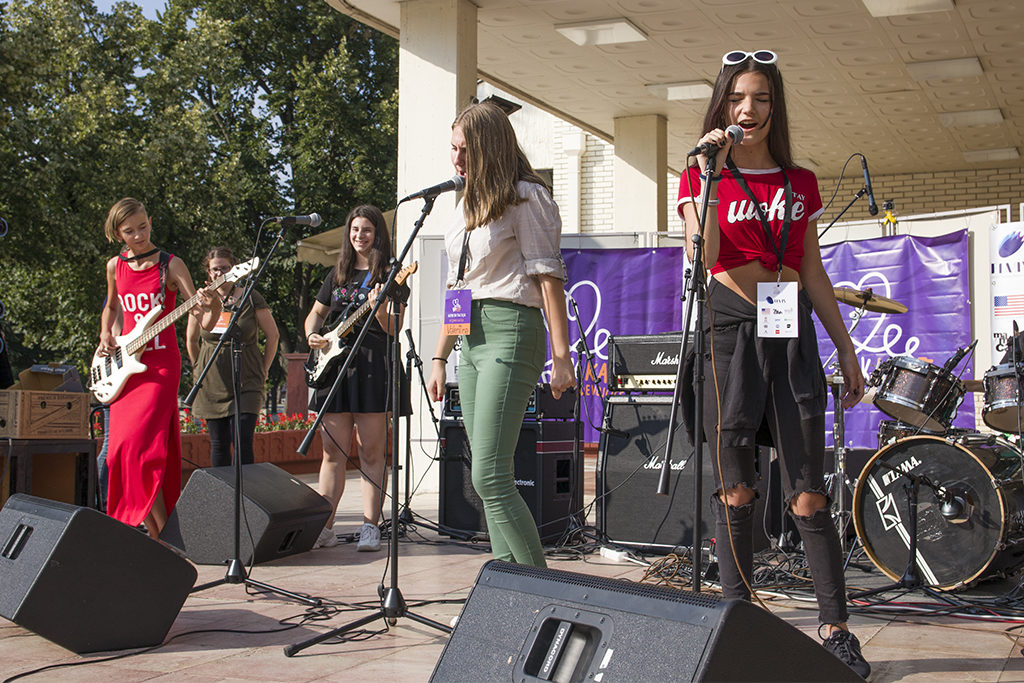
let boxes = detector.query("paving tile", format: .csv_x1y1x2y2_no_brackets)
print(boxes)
2,470,1022,682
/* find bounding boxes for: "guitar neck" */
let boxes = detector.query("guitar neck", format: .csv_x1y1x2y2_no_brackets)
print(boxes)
328,264,416,339
336,299,373,338
124,276,228,355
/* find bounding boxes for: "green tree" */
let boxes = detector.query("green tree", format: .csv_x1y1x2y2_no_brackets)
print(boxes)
0,0,398,395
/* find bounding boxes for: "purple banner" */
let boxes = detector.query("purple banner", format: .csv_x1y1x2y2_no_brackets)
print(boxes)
561,248,684,442
818,230,973,449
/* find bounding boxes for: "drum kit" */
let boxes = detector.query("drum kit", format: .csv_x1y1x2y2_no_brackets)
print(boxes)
828,286,1024,591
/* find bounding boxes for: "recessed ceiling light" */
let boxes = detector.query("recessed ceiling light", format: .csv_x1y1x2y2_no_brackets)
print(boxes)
939,109,1004,127
645,81,712,101
555,18,647,47
906,57,983,81
963,147,1019,163
861,0,954,17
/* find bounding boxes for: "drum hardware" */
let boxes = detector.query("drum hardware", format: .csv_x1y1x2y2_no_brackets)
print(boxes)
826,370,857,554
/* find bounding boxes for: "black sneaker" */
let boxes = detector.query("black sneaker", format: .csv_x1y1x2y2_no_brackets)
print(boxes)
823,629,871,679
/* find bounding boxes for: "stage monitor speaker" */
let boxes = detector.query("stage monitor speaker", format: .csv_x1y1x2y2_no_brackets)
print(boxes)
431,560,860,682
439,420,581,543
0,494,196,654
160,462,332,565
597,395,771,553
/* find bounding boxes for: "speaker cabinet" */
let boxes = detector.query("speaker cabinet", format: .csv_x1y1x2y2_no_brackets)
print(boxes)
597,395,770,552
439,420,582,543
160,463,332,565
0,494,196,653
432,560,859,682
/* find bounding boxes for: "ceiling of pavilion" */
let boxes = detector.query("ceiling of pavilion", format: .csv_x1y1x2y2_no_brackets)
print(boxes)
329,0,1024,178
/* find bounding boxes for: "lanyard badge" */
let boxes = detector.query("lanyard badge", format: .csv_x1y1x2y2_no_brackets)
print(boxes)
444,229,472,336
757,281,798,338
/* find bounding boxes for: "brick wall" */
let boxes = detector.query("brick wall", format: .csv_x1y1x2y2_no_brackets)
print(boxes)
816,166,1023,221
580,135,615,231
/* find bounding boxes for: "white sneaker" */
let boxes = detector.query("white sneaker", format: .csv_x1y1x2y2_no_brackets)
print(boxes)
357,522,381,552
316,525,339,548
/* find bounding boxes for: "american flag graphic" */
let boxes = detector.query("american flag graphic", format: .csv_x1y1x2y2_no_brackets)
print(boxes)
994,294,1024,317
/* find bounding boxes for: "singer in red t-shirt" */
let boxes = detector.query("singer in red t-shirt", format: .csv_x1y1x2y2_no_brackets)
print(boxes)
677,50,869,679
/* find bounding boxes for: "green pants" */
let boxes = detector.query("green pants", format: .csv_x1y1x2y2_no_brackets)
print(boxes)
459,299,548,567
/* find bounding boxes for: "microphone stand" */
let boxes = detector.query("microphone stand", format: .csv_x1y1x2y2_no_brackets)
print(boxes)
182,220,318,606
848,460,947,602
285,196,451,658
563,295,596,543
396,328,449,536
657,155,718,591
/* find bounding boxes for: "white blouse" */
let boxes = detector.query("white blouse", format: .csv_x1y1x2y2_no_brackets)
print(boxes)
444,180,567,310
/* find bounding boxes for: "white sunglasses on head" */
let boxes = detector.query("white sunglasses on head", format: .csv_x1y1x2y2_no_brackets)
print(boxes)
721,50,778,68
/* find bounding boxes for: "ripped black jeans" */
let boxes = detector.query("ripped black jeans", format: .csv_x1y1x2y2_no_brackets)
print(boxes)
700,280,849,625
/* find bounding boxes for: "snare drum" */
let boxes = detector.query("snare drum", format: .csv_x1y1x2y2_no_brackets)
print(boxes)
983,363,1024,433
869,356,964,432
876,419,971,449
853,434,1024,589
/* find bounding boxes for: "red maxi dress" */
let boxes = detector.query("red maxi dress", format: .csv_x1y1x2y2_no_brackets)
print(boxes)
106,256,182,527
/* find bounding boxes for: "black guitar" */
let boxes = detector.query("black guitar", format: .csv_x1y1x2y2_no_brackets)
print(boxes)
304,262,417,389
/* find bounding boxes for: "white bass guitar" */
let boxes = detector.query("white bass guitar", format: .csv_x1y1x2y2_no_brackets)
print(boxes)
89,258,258,403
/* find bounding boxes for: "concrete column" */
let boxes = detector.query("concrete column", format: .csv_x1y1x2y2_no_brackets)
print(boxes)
613,114,667,232
394,0,477,493
561,131,585,234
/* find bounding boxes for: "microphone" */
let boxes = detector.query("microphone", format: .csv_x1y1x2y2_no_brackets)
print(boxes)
270,213,322,228
687,125,744,158
860,155,879,216
939,488,969,523
398,175,465,204
942,339,977,373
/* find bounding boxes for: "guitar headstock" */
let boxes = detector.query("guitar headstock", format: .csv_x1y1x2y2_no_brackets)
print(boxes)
210,257,260,289
396,261,418,285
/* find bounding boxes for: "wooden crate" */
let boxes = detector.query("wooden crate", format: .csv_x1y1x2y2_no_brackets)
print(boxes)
0,390,90,439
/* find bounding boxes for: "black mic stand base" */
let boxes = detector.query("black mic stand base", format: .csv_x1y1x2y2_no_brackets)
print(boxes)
191,559,322,606
283,587,451,657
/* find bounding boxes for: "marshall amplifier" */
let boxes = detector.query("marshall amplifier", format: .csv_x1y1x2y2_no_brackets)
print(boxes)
597,394,770,553
609,332,691,391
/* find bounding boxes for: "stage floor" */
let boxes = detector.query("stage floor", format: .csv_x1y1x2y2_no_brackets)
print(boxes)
2,469,1023,682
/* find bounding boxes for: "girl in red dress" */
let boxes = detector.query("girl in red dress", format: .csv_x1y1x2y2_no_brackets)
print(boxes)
96,198,220,537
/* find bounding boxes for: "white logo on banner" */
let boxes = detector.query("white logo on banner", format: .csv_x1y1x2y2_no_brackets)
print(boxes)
543,280,612,384
832,271,920,376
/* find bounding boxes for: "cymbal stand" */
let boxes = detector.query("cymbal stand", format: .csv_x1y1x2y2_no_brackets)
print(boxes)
825,301,867,556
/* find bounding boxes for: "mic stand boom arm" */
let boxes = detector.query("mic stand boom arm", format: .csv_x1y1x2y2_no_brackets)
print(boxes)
818,187,868,241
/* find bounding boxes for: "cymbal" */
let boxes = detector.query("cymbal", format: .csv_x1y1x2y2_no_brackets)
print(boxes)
833,286,908,314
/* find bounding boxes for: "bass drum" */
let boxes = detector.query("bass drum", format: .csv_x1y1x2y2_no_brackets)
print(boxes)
853,434,1024,590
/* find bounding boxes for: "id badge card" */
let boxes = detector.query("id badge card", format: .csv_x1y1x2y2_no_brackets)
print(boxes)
757,281,798,338
443,289,471,335
211,310,232,335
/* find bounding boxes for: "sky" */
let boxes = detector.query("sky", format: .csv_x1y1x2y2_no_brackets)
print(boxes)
93,0,168,20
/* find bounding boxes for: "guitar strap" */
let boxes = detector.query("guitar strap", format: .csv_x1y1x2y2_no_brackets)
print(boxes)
157,251,170,309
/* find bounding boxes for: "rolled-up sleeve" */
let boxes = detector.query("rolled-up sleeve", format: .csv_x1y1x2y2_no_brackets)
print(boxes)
513,182,567,282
